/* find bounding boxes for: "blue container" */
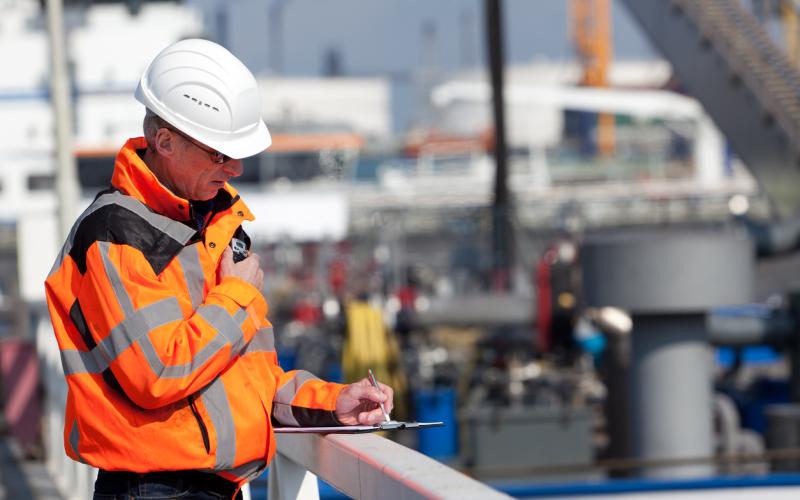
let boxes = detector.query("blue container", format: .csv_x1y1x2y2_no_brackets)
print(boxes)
277,349,297,371
414,387,458,460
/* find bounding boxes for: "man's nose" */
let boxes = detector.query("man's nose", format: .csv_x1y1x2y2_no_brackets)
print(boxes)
223,159,244,177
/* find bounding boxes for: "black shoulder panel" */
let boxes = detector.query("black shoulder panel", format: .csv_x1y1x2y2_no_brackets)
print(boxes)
69,204,186,276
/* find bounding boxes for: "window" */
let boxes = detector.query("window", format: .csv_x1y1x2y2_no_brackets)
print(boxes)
78,156,115,189
27,174,55,191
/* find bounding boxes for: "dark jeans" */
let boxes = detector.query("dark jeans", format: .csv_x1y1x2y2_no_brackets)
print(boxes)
93,469,243,500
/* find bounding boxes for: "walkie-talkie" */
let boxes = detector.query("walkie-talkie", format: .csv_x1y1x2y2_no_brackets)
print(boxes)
229,226,251,263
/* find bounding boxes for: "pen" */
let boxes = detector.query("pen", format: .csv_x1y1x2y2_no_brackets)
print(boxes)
368,368,391,423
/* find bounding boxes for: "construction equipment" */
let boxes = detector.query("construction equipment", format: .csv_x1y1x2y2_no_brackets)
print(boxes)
570,0,615,157
341,300,408,420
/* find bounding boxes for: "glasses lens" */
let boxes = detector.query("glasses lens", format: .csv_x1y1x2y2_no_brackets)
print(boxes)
166,126,229,164
211,152,230,165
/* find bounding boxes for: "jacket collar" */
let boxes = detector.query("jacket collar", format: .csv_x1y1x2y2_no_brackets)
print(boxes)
110,137,254,222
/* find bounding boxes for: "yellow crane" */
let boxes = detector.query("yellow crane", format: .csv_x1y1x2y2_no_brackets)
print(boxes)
780,0,800,67
570,0,615,157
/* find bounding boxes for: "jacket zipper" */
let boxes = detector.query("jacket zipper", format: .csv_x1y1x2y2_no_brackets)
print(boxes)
189,396,211,454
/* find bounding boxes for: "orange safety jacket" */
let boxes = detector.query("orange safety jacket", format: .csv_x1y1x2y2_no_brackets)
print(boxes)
44,137,345,483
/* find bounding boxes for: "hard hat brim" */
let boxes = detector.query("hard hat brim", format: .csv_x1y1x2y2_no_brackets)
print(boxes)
208,120,272,160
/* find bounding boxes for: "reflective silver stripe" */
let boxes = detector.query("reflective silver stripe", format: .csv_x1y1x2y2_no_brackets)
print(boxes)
138,334,227,379
137,306,246,378
232,309,249,354
61,349,107,375
200,379,236,470
137,305,247,378
49,191,124,276
77,269,244,380
96,298,182,363
272,371,320,427
243,327,275,355
197,305,246,355
62,200,246,384
272,402,300,426
222,459,266,481
275,370,319,405
178,244,204,310
97,238,239,379
49,246,68,277
69,420,86,463
107,193,196,244
49,191,195,276
60,299,179,375
65,297,238,380
98,241,134,316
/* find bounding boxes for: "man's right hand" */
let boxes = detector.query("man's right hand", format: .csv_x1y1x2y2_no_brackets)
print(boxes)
219,246,264,290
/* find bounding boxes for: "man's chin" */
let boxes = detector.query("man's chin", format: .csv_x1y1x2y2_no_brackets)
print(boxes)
197,187,223,201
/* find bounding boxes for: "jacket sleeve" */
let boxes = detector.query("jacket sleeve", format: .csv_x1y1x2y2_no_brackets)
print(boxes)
268,361,346,427
77,240,267,409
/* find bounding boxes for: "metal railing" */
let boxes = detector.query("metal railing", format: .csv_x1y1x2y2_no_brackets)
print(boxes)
270,432,511,500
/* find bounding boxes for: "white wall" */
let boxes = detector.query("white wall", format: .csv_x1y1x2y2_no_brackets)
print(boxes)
259,77,391,139
0,1,203,93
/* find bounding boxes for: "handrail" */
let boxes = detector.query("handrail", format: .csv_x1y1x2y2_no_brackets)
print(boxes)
271,432,511,499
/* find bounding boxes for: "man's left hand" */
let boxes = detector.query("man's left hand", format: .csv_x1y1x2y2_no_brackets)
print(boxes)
335,378,394,426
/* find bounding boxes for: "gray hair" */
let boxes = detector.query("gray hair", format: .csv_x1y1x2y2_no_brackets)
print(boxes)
142,109,170,151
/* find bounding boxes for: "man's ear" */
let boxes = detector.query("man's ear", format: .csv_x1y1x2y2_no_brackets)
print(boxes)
153,128,177,157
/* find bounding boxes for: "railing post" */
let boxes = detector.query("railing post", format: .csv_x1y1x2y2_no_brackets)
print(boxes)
35,308,97,500
268,451,320,500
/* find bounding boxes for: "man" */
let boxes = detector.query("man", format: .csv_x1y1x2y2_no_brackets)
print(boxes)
44,39,393,499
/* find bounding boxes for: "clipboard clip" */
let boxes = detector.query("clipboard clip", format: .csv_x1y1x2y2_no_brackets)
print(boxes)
377,421,405,430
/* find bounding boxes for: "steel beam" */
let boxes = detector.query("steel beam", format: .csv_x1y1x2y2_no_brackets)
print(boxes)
620,0,800,217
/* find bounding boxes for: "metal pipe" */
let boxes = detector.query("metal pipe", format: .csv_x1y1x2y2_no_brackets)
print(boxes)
788,286,800,402
707,310,794,346
485,0,513,290
630,314,714,478
582,229,752,479
45,0,80,241
601,330,632,476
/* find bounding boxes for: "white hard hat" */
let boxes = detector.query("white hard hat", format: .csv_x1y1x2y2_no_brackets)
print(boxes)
135,38,271,159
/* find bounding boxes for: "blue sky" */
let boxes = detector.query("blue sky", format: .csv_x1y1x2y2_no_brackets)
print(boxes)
191,0,657,77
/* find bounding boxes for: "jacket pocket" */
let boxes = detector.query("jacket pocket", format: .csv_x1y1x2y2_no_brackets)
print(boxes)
189,396,211,454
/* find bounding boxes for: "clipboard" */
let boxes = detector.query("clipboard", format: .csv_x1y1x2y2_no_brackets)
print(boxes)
275,421,444,434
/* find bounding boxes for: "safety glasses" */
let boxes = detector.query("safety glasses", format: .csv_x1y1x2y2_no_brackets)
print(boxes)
161,126,232,165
